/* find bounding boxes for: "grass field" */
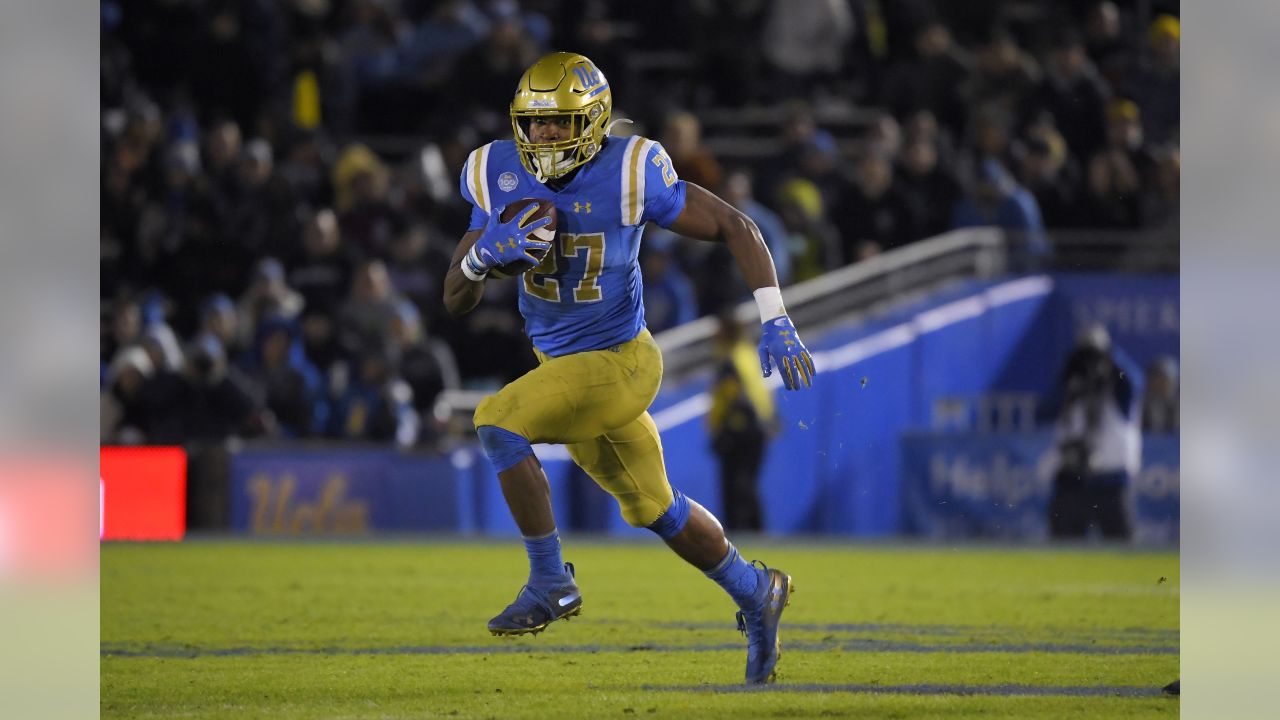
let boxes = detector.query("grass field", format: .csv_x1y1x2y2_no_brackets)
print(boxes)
101,540,1179,719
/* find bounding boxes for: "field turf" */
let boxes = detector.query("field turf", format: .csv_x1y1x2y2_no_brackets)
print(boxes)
102,540,1179,719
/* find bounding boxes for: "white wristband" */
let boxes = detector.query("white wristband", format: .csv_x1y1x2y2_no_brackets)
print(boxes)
753,286,787,323
461,248,489,282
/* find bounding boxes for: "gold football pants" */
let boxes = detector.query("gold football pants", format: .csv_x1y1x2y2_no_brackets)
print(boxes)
473,329,675,527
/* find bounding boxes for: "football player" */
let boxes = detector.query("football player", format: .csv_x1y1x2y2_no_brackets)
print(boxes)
442,52,816,685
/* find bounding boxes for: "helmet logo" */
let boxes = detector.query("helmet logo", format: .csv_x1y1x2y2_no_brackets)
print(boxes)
573,66,603,91
588,106,602,120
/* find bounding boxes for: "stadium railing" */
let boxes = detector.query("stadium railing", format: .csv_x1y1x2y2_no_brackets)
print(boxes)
434,226,1007,424
654,226,1007,383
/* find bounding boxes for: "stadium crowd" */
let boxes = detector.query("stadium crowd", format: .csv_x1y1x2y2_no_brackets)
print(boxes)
101,0,1180,447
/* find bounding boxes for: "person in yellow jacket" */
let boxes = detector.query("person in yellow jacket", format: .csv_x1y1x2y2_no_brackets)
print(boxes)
708,311,780,532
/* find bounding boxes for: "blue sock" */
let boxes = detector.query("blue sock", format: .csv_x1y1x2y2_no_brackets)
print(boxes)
524,529,570,589
705,543,762,609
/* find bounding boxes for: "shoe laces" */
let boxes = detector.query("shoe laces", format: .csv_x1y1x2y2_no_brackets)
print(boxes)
513,562,576,607
736,561,772,639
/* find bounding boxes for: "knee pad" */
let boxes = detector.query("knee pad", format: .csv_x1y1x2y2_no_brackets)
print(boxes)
476,425,534,473
645,489,691,539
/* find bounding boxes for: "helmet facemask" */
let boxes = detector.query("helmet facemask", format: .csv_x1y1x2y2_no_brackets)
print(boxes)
512,102,607,182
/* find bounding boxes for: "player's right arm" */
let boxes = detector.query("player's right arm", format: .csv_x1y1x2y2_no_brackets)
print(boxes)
444,144,552,317
444,209,554,317
443,229,486,317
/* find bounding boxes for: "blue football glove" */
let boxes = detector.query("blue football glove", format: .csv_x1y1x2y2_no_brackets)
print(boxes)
759,315,816,390
463,203,554,278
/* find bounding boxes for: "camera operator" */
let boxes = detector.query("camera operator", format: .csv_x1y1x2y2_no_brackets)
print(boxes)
1046,324,1144,539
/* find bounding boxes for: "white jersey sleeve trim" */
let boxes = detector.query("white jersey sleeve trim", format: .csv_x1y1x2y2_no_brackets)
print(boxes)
465,142,494,215
620,136,657,226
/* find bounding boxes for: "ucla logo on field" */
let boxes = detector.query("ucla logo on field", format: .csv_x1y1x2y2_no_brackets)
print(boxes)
497,171,518,192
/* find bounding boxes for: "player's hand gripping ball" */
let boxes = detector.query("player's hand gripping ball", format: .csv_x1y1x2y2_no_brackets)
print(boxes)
488,199,558,278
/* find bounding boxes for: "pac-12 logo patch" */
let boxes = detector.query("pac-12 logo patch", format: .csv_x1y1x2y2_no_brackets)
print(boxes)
497,172,518,192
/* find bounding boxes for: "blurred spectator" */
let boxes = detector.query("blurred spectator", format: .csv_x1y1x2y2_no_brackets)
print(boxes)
1016,125,1081,229
838,149,915,260
1081,99,1153,228
1084,1,1129,86
446,272,536,385
776,101,846,209
1024,28,1110,160
104,296,143,365
761,0,854,98
181,334,266,442
387,301,460,441
903,109,956,170
237,257,305,348
641,245,698,333
956,105,1018,185
140,323,185,374
776,178,841,280
1045,324,1143,540
707,312,777,532
661,111,723,192
300,306,346,385
1144,146,1180,231
386,224,452,315
224,137,299,261
101,348,153,444
722,169,792,286
138,138,223,304
186,0,283,131
328,345,419,447
950,159,1048,261
1124,14,1180,147
289,208,354,317
898,136,961,239
881,19,973,140
332,143,403,258
1142,356,1179,433
863,112,903,161
245,315,327,438
338,258,403,355
689,0,769,107
277,130,333,208
204,120,243,197
199,293,248,365
451,3,543,116
964,27,1041,120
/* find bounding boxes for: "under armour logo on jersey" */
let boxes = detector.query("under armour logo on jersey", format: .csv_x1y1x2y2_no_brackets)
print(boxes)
574,201,592,214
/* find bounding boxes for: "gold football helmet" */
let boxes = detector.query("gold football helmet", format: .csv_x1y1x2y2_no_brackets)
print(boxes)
511,52,612,181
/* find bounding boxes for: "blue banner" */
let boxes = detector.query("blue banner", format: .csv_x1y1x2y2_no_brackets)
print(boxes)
229,448,475,534
901,431,1178,542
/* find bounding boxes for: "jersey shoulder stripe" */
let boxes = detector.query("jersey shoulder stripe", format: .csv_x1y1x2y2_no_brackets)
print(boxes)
619,136,658,226
463,142,496,214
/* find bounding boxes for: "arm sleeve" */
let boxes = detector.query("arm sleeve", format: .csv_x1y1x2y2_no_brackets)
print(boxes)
642,142,687,228
620,137,687,228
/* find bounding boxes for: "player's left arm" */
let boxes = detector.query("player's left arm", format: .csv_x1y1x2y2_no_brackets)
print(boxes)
667,183,816,390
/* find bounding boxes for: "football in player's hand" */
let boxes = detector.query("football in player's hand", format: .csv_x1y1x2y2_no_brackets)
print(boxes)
489,199,557,278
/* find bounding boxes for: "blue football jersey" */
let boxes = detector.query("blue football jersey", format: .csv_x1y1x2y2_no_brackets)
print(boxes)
459,136,688,356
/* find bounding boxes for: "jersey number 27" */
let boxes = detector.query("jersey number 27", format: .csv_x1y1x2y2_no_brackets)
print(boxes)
524,232,606,304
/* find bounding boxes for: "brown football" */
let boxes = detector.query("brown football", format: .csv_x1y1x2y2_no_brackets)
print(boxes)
489,199,557,278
